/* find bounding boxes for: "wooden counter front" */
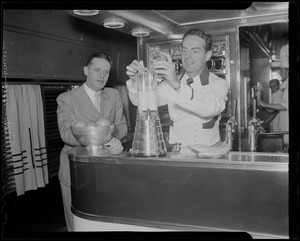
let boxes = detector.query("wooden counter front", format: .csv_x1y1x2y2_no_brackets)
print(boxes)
68,147,288,238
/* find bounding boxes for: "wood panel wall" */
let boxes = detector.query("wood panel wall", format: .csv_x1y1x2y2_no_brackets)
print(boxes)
3,10,137,84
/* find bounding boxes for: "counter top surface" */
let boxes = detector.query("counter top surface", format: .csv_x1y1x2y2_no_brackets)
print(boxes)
68,146,288,172
69,146,289,237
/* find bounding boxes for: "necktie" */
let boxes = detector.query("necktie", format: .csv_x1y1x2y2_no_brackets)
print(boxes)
187,78,194,86
94,92,101,112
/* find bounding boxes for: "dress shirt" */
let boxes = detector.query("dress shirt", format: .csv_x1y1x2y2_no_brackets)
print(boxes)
84,83,101,112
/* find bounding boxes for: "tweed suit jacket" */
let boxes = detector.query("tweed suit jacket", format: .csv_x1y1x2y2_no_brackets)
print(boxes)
57,84,128,185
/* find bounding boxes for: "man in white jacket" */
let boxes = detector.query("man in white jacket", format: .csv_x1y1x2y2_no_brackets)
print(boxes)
126,28,229,147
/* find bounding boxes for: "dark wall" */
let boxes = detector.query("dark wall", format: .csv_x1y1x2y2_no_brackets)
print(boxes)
3,10,137,84
2,10,138,184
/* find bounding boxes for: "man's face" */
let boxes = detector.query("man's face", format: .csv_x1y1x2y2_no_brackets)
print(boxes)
84,58,111,92
181,35,211,77
269,81,279,93
280,67,289,82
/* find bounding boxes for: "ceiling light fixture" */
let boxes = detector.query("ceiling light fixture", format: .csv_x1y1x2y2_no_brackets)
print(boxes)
103,17,125,29
73,10,100,16
131,26,150,37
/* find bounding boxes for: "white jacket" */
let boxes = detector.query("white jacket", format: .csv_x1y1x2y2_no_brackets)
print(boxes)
126,66,229,147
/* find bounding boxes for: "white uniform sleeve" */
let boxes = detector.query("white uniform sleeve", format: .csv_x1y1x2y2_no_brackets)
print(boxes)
126,79,138,106
169,79,229,118
156,81,173,106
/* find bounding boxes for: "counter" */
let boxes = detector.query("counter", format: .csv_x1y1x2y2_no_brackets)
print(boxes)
68,146,288,238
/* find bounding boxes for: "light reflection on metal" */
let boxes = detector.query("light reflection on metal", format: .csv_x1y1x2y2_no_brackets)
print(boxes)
137,37,144,62
73,10,100,16
103,17,125,29
249,33,270,58
131,26,150,37
180,12,288,26
226,99,237,150
253,32,270,54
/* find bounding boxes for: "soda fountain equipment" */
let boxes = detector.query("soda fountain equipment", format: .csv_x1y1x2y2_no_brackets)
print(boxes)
248,87,261,152
130,70,167,157
225,99,237,150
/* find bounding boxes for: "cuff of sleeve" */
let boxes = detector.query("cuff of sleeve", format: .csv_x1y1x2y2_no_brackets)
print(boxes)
126,79,138,94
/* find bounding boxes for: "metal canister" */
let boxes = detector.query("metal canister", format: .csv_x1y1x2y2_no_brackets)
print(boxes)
249,125,256,152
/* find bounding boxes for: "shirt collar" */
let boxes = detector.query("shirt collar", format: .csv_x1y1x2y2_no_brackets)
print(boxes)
84,83,101,99
179,64,210,86
199,64,210,86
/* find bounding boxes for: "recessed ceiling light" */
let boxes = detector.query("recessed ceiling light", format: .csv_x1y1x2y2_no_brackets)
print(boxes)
103,17,125,29
131,26,150,37
73,10,100,16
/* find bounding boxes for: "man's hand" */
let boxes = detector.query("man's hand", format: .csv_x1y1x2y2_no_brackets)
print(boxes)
126,60,146,81
153,52,180,89
259,99,268,108
104,137,123,154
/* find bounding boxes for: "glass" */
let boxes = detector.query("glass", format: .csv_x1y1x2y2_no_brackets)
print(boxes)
136,72,158,112
148,47,166,82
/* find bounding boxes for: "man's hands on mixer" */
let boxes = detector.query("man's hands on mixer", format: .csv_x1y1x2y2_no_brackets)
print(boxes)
126,60,146,89
153,52,180,90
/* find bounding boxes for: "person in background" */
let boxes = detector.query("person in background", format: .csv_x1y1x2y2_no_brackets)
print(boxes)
56,52,127,231
257,79,281,132
126,28,229,148
259,44,289,147
267,79,282,131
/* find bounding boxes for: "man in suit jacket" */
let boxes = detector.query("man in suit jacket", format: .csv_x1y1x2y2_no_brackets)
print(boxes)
57,52,127,231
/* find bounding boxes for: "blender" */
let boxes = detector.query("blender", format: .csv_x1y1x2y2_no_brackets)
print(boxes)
130,70,167,157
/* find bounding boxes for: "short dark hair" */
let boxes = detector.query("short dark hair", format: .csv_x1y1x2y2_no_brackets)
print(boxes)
270,79,280,85
85,52,112,66
182,28,212,52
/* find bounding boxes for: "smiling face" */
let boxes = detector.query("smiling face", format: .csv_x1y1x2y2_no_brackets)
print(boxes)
181,35,212,78
84,57,111,92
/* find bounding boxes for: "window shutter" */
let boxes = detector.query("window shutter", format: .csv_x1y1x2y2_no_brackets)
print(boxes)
41,85,75,177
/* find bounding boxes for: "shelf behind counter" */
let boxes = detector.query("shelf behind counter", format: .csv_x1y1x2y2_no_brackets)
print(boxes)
68,147,288,238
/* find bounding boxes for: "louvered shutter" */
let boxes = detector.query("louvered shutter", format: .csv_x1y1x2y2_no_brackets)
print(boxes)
41,85,78,177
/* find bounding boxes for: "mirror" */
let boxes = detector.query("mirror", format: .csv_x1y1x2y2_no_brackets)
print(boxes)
239,22,288,152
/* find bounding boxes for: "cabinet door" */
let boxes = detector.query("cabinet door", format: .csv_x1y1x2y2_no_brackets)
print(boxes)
3,30,136,83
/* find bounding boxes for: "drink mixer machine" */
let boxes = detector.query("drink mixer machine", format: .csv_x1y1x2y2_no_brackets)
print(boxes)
130,70,167,157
